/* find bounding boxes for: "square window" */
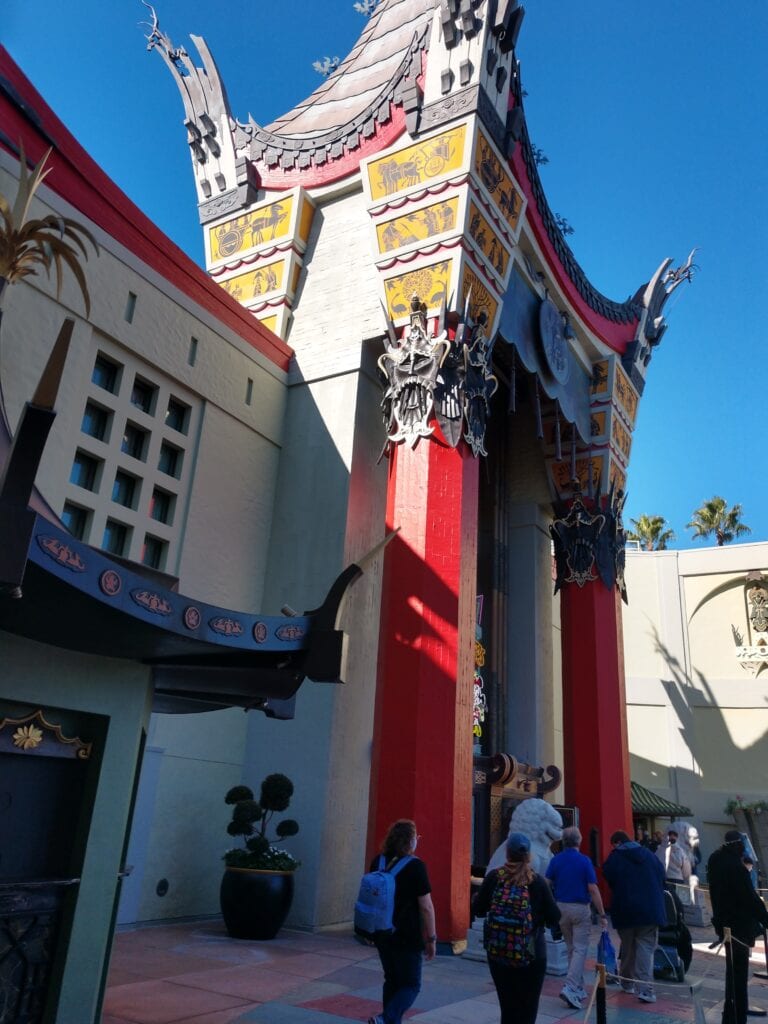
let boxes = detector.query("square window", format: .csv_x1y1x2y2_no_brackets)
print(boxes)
81,401,111,441
121,422,148,461
92,354,120,393
112,470,138,509
131,377,157,414
149,487,175,525
142,535,167,570
158,442,182,479
70,450,101,491
61,502,90,540
103,519,129,556
165,397,190,434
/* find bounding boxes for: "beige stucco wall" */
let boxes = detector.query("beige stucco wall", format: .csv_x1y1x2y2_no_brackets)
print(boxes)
0,150,289,928
623,544,768,858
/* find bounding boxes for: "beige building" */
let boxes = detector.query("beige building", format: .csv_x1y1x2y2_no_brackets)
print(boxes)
623,543,768,858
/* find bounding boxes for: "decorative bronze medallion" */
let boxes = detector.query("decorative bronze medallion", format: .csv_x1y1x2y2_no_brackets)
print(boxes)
99,569,122,596
37,535,86,572
130,589,173,616
276,623,305,641
209,616,243,637
183,606,201,630
538,298,570,385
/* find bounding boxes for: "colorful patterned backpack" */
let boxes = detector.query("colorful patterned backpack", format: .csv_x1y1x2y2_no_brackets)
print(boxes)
483,867,536,966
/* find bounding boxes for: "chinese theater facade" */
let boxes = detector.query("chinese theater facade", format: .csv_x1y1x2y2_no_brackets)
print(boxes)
145,0,686,942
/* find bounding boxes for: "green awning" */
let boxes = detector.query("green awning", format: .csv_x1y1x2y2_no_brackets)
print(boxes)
631,781,692,818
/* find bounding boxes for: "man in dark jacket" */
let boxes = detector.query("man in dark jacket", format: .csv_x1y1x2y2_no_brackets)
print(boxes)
603,829,667,1004
707,830,768,1024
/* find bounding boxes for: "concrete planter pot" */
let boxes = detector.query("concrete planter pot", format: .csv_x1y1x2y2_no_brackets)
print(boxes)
220,867,295,940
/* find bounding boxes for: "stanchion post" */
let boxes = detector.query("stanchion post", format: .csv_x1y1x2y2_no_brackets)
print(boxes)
596,963,607,1024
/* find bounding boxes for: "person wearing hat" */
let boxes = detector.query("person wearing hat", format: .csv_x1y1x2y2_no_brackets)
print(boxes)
707,831,768,1024
473,831,561,1024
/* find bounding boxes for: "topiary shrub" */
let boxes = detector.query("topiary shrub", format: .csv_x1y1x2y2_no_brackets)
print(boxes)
223,773,300,871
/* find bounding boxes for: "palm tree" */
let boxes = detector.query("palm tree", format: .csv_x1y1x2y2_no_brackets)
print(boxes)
687,496,751,546
0,143,97,313
627,514,676,551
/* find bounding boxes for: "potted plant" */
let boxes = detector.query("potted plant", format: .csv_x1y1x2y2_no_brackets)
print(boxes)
220,773,300,939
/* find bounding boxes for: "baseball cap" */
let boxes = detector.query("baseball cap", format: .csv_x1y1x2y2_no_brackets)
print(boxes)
724,830,743,844
506,832,531,855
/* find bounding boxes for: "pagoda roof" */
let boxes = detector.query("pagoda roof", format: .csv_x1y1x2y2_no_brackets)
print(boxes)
262,0,432,146
231,0,641,348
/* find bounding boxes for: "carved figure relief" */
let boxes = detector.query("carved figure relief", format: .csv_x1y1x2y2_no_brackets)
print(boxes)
375,198,458,253
367,125,467,201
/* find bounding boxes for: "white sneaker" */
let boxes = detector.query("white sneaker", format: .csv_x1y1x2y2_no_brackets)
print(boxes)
560,986,583,1010
638,992,657,1004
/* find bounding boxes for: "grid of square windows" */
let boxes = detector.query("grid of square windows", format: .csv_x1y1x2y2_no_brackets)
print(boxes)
64,350,196,565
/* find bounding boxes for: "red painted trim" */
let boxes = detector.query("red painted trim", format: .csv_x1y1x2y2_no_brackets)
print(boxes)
0,48,293,373
255,108,408,191
368,440,478,941
510,141,636,354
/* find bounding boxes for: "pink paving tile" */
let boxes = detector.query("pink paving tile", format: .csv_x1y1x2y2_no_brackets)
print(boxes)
167,964,310,1001
110,951,237,980
298,992,420,1020
102,979,252,1024
258,952,358,979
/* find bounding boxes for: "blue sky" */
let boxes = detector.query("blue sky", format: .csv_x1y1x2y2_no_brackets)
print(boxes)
6,1,767,548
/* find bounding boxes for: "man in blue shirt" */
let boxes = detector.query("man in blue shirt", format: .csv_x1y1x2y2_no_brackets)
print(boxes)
546,826,607,1010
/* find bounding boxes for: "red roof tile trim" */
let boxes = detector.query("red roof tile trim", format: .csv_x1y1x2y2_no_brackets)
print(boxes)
0,48,293,373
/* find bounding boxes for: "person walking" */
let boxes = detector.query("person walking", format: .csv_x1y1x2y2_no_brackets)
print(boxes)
546,826,608,1010
707,830,768,1024
367,819,436,1024
603,829,666,1003
473,832,561,1024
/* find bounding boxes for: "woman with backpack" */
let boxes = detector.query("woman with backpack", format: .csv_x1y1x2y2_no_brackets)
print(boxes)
366,819,436,1024
473,831,561,1024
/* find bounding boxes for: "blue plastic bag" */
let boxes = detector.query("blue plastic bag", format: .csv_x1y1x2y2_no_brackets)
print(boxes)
597,929,617,979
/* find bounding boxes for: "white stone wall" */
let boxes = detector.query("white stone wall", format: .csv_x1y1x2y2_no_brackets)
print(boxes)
623,543,768,859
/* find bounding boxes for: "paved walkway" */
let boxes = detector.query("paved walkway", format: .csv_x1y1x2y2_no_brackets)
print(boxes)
103,919,768,1024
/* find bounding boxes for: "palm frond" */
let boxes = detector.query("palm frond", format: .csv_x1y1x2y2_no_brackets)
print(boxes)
0,141,99,315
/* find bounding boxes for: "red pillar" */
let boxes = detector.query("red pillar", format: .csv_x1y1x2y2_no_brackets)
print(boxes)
560,577,632,867
368,437,478,943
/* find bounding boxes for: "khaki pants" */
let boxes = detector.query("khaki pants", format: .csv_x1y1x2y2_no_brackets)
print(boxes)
617,925,658,998
558,902,592,992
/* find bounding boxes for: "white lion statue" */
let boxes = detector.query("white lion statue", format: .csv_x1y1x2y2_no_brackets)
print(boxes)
669,819,701,897
488,798,564,873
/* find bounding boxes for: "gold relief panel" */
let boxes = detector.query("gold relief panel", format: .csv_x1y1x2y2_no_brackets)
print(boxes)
375,197,459,253
549,455,605,497
467,201,508,279
612,416,632,462
460,265,499,330
218,258,285,302
613,364,639,427
208,195,295,263
257,313,278,335
383,260,453,321
590,410,607,441
591,359,610,398
473,130,525,234
609,459,627,494
367,124,468,201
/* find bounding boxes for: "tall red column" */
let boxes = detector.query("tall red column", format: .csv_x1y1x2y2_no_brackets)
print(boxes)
560,577,632,867
368,437,479,943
